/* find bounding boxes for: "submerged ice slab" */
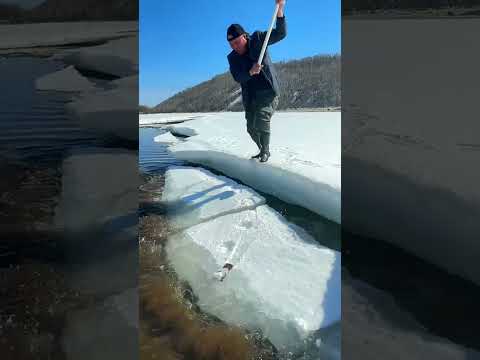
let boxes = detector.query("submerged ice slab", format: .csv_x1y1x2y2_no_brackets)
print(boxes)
62,287,137,360
164,125,198,137
59,36,138,77
163,166,265,230
66,76,137,141
164,166,340,352
166,112,341,223
54,148,137,233
343,19,480,285
343,270,479,359
35,65,96,92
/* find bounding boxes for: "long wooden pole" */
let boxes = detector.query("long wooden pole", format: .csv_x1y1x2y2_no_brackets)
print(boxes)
257,3,280,65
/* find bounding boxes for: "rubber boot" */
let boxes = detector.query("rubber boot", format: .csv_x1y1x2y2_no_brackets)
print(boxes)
251,133,262,159
259,132,270,163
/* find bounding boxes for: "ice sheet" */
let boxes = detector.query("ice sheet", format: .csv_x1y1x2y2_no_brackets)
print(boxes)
35,65,95,92
54,148,137,233
163,166,265,230
66,76,137,141
343,19,480,285
153,132,179,144
166,111,341,223
139,112,214,126
59,36,138,77
163,166,340,353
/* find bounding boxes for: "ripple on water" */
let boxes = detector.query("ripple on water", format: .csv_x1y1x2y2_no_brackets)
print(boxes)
139,127,184,174
0,57,100,164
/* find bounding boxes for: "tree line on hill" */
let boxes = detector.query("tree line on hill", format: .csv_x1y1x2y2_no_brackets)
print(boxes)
143,54,340,113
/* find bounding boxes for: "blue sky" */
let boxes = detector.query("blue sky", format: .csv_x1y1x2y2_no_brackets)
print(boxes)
140,0,340,106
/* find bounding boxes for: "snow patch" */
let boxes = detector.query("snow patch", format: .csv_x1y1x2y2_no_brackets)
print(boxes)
153,132,179,144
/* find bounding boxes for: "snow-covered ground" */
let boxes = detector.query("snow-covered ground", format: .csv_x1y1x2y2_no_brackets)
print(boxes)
343,19,480,285
163,166,340,356
143,111,341,224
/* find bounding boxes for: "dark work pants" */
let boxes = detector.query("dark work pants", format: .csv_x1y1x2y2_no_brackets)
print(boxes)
244,90,279,148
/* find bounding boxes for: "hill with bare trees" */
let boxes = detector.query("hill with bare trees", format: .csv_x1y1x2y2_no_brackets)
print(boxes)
149,54,340,113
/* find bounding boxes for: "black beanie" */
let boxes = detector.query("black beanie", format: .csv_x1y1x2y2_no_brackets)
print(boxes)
227,24,246,41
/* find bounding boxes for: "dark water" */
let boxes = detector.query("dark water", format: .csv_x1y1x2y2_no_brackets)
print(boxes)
0,54,137,265
0,56,134,237
139,127,183,174
0,57,101,165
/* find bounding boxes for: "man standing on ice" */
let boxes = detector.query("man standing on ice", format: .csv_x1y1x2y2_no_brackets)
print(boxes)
227,0,286,163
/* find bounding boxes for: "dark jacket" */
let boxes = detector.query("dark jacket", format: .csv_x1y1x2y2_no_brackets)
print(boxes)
227,16,287,105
